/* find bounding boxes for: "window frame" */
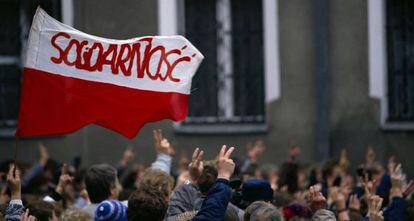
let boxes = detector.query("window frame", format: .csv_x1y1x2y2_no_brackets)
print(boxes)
368,0,414,130
158,0,280,134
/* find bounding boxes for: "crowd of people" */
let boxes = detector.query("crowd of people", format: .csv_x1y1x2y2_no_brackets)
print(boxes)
0,129,413,221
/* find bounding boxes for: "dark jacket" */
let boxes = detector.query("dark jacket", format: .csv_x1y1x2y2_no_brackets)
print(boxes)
191,178,232,221
384,196,406,221
166,183,204,220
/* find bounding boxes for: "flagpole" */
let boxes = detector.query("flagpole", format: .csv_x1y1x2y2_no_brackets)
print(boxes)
13,136,19,175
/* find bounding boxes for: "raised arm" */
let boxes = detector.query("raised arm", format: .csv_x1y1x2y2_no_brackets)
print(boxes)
192,145,235,221
5,164,25,221
151,129,174,174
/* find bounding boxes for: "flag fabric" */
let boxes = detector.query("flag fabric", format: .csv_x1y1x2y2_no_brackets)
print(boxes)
16,8,204,139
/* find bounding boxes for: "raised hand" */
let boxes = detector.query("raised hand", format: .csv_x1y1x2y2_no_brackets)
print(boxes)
365,146,376,166
367,195,384,221
307,186,327,212
348,194,361,212
387,155,397,174
189,147,204,183
289,141,301,162
217,145,235,180
153,129,175,156
389,163,404,199
38,142,49,166
247,140,265,163
330,187,346,211
339,149,349,170
56,163,73,195
390,164,403,188
7,164,21,200
363,174,377,200
120,146,135,166
330,187,350,221
20,209,36,221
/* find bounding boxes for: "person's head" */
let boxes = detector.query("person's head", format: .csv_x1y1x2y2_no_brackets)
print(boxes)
278,162,299,194
26,200,58,221
309,165,323,187
369,162,385,181
122,164,148,189
95,200,127,221
223,206,239,221
61,208,91,221
297,166,309,190
244,201,283,221
240,179,273,209
127,188,168,221
138,169,174,200
258,164,279,181
85,164,121,203
197,160,218,195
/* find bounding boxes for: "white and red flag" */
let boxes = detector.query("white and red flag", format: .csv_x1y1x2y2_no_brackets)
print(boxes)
16,8,203,139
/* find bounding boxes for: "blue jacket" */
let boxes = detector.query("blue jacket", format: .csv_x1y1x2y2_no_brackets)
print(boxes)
192,178,231,221
384,196,405,221
361,196,406,221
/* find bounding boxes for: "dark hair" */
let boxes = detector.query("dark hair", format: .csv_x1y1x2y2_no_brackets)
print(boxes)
127,188,168,221
322,159,338,181
84,164,117,203
26,200,55,221
197,161,218,195
278,162,298,194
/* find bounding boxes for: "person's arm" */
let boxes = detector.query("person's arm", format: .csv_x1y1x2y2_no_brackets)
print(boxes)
366,195,384,221
167,147,205,219
383,196,405,221
22,143,49,188
191,179,231,221
241,140,265,173
192,145,235,221
167,183,201,217
5,165,25,221
151,129,174,174
307,186,337,220
117,147,135,179
329,187,350,221
43,164,73,202
348,194,362,221
382,163,406,221
151,153,172,174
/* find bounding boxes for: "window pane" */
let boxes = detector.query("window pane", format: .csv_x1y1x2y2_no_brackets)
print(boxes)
0,0,21,56
386,0,414,121
27,0,62,24
185,0,219,117
0,65,21,122
231,0,265,120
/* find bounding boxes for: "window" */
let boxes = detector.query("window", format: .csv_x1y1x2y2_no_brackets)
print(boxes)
386,0,414,123
0,0,61,137
175,0,266,134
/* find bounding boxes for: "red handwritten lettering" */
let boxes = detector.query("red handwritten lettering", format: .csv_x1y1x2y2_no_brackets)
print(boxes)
49,32,194,82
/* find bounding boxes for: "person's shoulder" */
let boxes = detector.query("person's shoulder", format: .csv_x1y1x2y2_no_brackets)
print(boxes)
82,203,98,218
